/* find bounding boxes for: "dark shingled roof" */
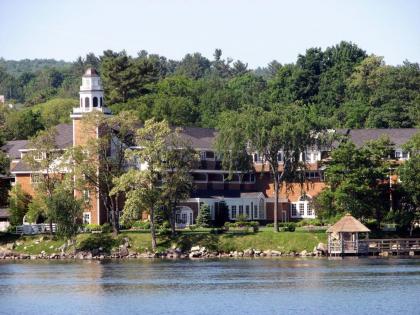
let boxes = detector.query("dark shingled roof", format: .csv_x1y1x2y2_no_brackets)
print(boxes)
1,140,28,159
191,190,264,199
52,123,73,149
348,129,418,148
11,160,33,173
177,126,217,150
24,123,73,149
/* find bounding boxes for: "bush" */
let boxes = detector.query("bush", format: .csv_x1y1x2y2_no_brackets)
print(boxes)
131,220,151,230
284,222,296,232
77,234,115,253
85,224,101,232
296,218,324,227
224,221,259,232
188,224,198,231
157,221,171,236
101,223,112,233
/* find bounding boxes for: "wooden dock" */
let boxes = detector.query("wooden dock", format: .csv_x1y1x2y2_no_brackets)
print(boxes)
329,238,420,256
363,238,420,256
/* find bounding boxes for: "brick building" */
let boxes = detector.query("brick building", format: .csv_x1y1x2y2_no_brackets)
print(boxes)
1,69,418,227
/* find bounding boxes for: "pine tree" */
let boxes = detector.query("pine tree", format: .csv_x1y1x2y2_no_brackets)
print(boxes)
196,204,212,227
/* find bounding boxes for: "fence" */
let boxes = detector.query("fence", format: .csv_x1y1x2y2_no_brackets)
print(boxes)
15,223,57,235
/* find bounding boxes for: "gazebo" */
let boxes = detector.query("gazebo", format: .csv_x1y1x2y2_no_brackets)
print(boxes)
327,213,371,256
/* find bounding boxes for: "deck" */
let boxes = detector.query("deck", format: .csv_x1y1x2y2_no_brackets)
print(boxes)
329,238,420,256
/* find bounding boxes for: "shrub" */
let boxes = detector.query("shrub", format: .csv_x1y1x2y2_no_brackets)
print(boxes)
196,204,212,227
224,221,259,232
188,224,198,231
266,223,274,228
284,222,296,232
236,214,248,224
77,234,115,253
85,224,101,232
131,220,151,230
158,221,171,236
101,223,112,233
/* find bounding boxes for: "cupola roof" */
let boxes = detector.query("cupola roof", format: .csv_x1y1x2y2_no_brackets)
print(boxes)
83,68,99,77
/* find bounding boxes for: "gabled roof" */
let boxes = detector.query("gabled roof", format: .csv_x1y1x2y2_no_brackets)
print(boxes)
177,126,217,150
1,140,27,159
347,128,418,148
327,213,370,233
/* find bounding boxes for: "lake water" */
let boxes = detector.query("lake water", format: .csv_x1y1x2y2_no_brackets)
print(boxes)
0,258,419,315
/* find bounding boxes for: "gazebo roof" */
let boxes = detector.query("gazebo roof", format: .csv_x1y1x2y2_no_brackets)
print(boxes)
327,213,371,233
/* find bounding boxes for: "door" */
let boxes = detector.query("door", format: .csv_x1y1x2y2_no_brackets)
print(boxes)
175,207,194,229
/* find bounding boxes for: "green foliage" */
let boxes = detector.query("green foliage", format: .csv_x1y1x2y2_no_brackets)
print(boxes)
0,150,10,206
1,42,419,141
8,184,31,226
32,98,77,128
84,224,102,232
315,137,392,222
76,234,115,253
131,220,151,230
283,222,296,232
196,204,212,227
46,187,83,239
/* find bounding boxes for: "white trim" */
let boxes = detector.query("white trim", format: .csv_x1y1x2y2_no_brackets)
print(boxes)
82,212,91,224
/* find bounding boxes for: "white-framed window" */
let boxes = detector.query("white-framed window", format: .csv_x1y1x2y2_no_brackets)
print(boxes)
291,195,315,218
83,212,91,224
253,153,263,163
200,151,206,160
258,198,265,219
307,207,313,216
306,171,320,179
291,204,297,217
253,205,258,218
83,190,90,203
245,205,250,218
31,173,42,184
231,206,237,219
299,203,305,216
33,151,43,161
238,205,243,216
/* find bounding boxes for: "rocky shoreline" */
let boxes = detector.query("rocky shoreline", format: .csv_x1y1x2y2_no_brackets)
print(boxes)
0,241,328,261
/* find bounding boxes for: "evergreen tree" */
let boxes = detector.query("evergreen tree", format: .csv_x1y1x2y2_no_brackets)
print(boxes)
196,204,212,227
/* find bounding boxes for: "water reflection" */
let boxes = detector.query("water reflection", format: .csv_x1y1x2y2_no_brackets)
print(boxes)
0,258,419,315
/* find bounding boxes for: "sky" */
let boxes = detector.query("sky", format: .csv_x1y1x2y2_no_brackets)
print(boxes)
1,0,419,68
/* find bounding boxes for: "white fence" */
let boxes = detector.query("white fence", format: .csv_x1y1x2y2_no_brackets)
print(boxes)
15,223,57,235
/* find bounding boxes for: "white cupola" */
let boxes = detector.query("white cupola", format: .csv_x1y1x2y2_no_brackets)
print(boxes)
77,68,109,113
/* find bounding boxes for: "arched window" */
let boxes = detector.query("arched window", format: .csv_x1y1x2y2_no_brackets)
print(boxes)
100,97,103,107
85,97,90,108
93,97,98,107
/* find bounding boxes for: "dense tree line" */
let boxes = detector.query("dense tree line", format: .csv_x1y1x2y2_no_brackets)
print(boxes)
1,41,419,144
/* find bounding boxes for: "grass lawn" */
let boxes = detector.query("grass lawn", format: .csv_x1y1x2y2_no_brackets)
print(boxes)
1,229,327,255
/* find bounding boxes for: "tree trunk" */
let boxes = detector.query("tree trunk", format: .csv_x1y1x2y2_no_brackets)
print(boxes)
170,208,176,237
112,195,119,236
274,179,279,232
150,207,157,251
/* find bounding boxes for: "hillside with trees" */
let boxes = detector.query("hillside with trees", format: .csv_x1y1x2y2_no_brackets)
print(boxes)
0,41,419,144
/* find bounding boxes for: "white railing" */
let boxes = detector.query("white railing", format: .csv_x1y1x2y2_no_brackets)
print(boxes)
15,223,57,235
